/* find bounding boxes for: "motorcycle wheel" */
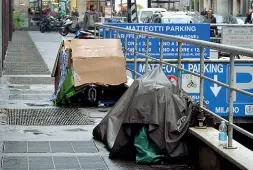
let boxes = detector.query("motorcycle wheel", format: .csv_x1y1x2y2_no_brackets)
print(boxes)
40,25,46,33
59,27,69,36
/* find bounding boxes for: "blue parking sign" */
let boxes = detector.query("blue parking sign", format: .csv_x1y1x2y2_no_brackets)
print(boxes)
104,23,210,59
126,62,253,117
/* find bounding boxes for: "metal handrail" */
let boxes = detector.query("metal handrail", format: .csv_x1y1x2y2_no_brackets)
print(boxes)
95,23,253,148
126,59,253,62
210,24,253,27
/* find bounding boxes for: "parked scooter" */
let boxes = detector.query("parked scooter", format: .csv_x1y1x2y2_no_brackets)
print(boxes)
59,17,81,36
40,15,64,33
75,30,95,39
75,29,103,39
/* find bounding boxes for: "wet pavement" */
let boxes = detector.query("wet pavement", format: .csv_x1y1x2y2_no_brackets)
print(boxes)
0,31,195,170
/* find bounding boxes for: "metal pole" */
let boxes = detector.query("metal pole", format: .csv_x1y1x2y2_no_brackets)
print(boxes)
190,0,192,11
134,0,138,23
177,42,182,88
103,29,106,39
111,0,113,19
148,0,152,8
94,26,97,39
228,54,235,148
127,0,131,22
194,0,197,11
110,29,112,39
145,36,149,73
160,39,163,66
97,0,100,19
116,30,119,39
124,32,127,58
134,34,137,80
98,27,100,39
199,47,205,126
120,0,123,20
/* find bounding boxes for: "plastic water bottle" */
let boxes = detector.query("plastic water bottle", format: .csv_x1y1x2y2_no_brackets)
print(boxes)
219,121,227,147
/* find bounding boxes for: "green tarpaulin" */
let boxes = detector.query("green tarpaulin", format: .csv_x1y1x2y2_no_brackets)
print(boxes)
54,65,83,105
134,126,168,164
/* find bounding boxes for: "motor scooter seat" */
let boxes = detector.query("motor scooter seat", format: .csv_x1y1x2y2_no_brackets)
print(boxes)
80,31,92,35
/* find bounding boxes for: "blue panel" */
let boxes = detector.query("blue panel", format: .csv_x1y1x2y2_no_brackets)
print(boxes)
104,23,210,59
126,62,253,117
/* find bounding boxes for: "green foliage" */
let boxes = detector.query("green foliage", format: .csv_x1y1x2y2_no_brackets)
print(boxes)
13,12,25,29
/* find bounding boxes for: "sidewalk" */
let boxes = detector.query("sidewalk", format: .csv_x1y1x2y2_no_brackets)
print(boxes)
0,31,194,170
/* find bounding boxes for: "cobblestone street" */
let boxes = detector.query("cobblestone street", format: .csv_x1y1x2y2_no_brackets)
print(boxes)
0,31,194,170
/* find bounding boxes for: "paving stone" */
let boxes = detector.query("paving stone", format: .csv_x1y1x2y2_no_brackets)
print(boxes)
10,90,53,95
2,156,107,170
9,95,24,100
50,141,74,153
28,141,50,153
78,156,107,170
29,156,54,170
4,141,27,153
3,141,98,154
9,94,51,100
2,156,28,169
53,156,81,169
5,71,50,75
7,85,30,90
9,77,54,84
71,141,98,153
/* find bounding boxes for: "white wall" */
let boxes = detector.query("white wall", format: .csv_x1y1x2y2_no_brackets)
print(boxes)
233,0,241,16
77,0,86,13
216,0,229,14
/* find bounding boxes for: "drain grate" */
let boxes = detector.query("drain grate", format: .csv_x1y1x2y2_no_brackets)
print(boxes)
2,156,107,170
3,141,98,153
9,77,54,85
7,108,94,125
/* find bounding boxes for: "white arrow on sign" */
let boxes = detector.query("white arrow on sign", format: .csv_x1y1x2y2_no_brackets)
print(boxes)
210,75,222,97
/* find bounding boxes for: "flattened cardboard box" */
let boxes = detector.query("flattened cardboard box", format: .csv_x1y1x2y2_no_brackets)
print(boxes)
52,40,72,94
71,39,127,88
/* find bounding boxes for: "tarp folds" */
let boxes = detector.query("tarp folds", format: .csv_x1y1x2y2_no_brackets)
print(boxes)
93,67,194,163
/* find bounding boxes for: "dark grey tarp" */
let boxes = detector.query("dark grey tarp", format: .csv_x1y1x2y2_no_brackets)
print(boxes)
93,67,194,159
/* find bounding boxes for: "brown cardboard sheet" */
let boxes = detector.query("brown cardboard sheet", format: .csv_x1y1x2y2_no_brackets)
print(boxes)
70,39,127,88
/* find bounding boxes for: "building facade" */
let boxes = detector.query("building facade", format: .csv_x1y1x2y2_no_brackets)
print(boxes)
13,0,109,28
1,0,13,76
199,0,253,16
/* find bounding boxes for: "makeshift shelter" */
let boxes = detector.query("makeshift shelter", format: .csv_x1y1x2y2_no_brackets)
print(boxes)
93,67,196,164
51,39,129,106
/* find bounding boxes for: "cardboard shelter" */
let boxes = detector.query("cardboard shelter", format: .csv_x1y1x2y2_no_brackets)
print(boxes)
51,39,129,105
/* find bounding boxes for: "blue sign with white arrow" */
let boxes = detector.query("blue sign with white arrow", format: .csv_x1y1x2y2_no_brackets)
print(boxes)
104,23,210,59
126,62,253,117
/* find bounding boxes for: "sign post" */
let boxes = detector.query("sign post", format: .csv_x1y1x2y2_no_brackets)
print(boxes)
104,6,112,18
222,27,253,49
